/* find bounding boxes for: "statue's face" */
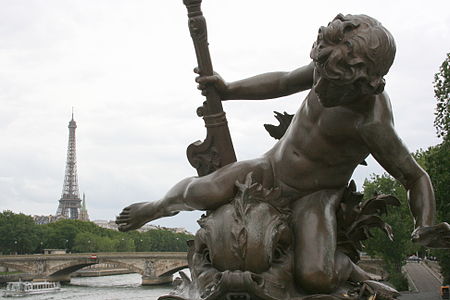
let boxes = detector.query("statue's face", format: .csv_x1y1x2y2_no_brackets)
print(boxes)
310,19,372,108
313,67,363,108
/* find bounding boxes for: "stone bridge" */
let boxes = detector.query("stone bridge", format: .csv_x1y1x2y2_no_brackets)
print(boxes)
0,252,187,285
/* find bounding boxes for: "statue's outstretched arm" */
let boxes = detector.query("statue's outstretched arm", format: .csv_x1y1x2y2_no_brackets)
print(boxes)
196,61,314,101
359,93,450,248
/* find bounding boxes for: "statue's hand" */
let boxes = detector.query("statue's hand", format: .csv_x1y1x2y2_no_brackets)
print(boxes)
411,222,450,248
194,67,229,99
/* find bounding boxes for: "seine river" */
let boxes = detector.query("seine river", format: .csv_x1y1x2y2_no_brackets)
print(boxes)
0,274,174,300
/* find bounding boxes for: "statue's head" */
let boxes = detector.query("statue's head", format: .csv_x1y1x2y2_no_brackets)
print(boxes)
310,14,396,106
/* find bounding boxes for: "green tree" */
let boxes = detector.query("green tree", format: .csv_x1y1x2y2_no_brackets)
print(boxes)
73,232,98,252
422,140,450,283
0,211,41,254
116,237,135,252
0,210,193,254
433,53,450,140
427,52,450,284
43,220,81,250
97,236,118,252
362,174,417,290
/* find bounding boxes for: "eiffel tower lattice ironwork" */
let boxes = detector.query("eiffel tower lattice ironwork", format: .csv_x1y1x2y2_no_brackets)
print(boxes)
56,112,82,219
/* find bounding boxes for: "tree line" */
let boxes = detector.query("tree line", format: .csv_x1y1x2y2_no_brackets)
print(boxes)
0,212,193,254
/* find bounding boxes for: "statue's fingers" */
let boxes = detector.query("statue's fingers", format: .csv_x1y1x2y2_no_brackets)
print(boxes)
194,67,200,74
118,211,130,218
196,75,217,84
197,84,205,90
196,76,207,84
116,216,127,222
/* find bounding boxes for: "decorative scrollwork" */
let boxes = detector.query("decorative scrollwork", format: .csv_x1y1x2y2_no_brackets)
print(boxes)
188,16,207,43
187,143,221,177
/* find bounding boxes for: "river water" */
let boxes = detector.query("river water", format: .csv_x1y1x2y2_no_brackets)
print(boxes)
0,274,174,300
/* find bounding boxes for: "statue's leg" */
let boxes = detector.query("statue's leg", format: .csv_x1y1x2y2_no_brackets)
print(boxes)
164,157,274,211
116,158,274,231
292,188,350,294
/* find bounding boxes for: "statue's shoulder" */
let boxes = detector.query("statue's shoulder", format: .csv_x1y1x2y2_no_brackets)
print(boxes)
360,91,394,125
356,91,395,138
374,91,394,121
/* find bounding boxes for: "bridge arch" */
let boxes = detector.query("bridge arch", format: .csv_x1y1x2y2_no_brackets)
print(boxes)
47,261,97,279
47,259,144,278
99,259,144,274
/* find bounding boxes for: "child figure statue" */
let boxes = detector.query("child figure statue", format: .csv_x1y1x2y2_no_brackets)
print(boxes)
117,14,450,296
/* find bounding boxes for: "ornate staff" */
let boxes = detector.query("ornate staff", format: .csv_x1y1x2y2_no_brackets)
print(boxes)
183,0,237,176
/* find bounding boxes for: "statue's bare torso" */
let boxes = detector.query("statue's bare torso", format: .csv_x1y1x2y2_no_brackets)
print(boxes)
270,88,375,196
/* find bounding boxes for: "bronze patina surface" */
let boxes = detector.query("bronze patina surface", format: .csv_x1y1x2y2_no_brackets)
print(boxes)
117,2,450,299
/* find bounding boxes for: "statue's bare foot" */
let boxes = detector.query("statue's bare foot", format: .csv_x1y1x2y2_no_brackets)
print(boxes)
115,201,179,232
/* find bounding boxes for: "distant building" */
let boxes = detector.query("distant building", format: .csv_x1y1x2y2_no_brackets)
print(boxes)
43,249,66,255
138,223,161,232
33,215,58,225
93,220,119,231
79,193,89,221
92,220,191,234
171,227,192,235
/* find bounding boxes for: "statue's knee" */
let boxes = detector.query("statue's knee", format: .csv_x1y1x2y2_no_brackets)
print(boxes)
295,269,337,294
183,180,209,208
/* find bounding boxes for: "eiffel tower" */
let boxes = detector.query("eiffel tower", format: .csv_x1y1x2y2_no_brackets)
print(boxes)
56,111,85,220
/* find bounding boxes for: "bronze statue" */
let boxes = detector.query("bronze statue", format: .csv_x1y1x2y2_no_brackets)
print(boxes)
116,3,450,299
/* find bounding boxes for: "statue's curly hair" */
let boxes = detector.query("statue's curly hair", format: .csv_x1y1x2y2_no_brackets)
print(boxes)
310,14,396,94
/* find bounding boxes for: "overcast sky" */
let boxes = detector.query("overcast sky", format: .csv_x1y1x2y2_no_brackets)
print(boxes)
1,0,448,233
